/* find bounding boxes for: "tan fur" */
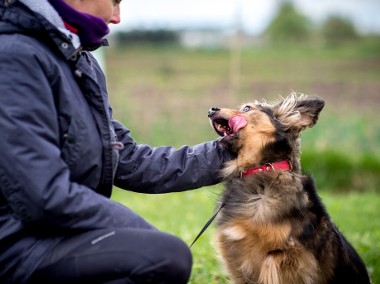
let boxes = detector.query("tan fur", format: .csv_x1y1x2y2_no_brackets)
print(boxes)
221,105,276,177
216,218,319,284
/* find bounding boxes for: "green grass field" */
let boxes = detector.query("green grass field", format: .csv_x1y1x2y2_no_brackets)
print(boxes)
105,38,380,283
111,189,380,283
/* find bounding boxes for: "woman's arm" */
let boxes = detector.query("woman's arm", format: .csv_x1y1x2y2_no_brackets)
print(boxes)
112,119,228,193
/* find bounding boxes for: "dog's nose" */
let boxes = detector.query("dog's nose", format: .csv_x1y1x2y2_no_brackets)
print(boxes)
208,107,220,118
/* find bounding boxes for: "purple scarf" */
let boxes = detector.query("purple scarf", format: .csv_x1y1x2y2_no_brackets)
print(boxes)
48,0,110,49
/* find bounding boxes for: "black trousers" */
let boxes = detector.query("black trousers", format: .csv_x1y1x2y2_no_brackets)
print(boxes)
28,228,192,284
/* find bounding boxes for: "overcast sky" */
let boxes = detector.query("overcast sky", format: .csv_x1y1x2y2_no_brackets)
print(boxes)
111,0,380,35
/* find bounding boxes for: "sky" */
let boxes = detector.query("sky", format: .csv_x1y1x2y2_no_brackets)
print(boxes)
111,0,380,35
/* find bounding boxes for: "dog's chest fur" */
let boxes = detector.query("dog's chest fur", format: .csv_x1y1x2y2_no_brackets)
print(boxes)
219,171,309,224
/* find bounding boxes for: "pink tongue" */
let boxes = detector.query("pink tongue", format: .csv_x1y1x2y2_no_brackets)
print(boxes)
228,115,247,133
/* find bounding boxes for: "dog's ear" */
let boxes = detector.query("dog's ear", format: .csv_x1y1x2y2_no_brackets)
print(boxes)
273,92,325,131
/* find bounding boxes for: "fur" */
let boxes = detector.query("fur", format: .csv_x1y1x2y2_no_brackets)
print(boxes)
208,92,370,284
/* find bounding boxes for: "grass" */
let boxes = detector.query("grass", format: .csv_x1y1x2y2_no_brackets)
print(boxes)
111,188,380,283
104,39,380,283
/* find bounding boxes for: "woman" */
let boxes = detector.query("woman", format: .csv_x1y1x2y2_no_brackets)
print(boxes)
0,0,229,283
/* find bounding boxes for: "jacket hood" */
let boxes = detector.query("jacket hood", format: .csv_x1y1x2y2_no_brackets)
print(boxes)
18,0,80,48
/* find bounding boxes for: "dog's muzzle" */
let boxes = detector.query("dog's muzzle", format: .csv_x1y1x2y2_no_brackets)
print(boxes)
208,107,220,118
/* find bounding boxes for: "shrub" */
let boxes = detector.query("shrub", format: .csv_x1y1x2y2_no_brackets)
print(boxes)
321,15,358,46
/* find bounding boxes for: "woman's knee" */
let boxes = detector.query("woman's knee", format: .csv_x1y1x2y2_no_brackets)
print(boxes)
152,233,193,284
163,236,193,282
110,229,193,283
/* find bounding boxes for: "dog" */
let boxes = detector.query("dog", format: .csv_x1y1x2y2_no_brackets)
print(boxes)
207,93,370,284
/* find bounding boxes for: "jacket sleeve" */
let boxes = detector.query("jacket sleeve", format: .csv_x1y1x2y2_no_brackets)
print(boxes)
0,42,153,230
112,119,228,193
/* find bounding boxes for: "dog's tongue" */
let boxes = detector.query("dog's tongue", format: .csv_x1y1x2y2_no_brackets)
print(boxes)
228,115,247,133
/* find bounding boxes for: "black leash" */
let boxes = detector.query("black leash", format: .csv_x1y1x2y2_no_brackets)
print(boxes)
190,203,225,248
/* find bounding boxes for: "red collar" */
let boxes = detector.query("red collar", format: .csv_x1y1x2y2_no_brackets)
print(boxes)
242,160,292,177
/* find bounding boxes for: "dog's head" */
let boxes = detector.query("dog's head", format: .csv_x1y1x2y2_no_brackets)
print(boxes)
208,92,324,176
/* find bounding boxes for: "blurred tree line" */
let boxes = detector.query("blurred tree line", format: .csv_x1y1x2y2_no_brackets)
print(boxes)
115,29,178,45
114,1,366,47
265,1,359,46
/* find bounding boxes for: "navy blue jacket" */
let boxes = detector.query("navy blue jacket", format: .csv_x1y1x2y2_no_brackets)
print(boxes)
0,1,226,283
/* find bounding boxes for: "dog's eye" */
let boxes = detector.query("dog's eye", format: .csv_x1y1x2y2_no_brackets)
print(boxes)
242,106,252,112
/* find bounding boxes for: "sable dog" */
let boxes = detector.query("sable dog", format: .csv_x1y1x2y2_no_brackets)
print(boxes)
208,93,370,284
